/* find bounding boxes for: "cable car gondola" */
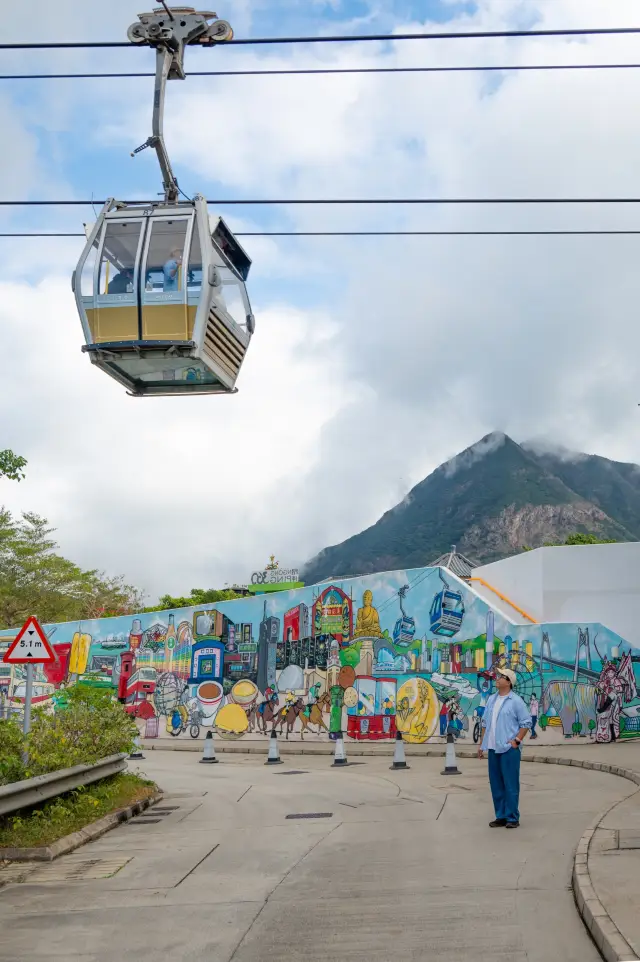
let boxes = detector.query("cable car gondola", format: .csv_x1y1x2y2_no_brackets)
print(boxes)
72,8,255,397
392,584,416,649
429,570,465,637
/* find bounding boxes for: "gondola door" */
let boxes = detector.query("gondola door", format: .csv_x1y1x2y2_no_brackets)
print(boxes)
140,214,192,342
91,218,145,344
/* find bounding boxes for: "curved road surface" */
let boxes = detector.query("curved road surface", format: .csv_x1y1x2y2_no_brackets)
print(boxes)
0,752,634,961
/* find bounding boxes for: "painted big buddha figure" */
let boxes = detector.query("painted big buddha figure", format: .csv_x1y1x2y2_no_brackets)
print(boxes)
354,589,382,638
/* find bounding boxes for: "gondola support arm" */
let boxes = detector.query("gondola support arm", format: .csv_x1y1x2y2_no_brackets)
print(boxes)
127,8,234,203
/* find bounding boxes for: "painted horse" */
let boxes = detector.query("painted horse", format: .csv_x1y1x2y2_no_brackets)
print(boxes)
277,697,306,739
299,691,331,739
253,695,281,734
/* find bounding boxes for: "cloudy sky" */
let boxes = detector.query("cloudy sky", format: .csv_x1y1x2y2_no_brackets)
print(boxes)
2,0,640,602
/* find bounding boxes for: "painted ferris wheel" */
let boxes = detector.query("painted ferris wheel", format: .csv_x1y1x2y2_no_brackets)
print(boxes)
153,671,188,716
491,649,538,704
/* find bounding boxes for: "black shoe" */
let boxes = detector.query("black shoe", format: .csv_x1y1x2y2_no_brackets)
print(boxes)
489,819,507,827
506,821,520,829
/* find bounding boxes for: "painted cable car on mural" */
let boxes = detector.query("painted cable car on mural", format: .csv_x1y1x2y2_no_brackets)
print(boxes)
73,8,255,397
393,584,416,648
429,571,465,637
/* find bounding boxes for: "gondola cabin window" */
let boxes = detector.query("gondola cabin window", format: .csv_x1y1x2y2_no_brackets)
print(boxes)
80,239,98,297
91,221,143,343
144,219,188,293
187,217,203,296
99,222,141,296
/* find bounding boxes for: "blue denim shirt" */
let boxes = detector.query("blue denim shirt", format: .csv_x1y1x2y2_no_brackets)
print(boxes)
481,691,531,754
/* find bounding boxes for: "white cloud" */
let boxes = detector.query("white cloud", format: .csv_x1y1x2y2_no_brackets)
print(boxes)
3,0,640,602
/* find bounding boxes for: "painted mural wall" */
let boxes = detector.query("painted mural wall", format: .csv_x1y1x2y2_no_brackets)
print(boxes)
1,566,639,745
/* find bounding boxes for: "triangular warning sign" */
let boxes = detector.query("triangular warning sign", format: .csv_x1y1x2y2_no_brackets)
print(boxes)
3,616,56,664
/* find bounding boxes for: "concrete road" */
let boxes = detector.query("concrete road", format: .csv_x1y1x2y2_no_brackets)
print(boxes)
0,752,634,962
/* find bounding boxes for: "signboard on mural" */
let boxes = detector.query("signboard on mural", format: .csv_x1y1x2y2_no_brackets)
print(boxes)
250,568,299,585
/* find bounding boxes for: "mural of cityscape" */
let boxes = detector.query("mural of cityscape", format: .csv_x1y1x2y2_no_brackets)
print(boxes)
1,566,639,745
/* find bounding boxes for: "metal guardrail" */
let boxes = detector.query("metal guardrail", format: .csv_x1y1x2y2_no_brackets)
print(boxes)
0,754,127,818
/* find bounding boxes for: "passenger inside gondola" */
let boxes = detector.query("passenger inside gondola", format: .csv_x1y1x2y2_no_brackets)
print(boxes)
163,248,183,291
108,267,134,294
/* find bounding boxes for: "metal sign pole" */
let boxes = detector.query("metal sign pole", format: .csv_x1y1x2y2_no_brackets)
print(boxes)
23,661,34,736
22,661,34,766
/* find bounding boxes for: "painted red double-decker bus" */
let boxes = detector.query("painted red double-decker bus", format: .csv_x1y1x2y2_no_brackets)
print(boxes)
124,667,157,718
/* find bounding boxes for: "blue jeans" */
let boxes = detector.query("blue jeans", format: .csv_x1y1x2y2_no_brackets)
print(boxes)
488,747,521,823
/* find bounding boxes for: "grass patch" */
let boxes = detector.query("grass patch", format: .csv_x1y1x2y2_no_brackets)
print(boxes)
0,773,157,850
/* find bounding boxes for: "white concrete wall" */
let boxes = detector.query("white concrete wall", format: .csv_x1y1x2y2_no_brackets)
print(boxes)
476,543,640,646
473,548,544,623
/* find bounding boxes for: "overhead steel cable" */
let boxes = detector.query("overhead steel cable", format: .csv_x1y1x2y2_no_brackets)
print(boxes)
2,25,640,49
4,230,640,237
4,62,640,79
4,198,640,206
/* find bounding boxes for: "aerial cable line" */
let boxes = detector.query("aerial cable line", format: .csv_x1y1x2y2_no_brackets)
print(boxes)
4,230,640,237
5,198,640,206
2,25,640,49
4,62,640,80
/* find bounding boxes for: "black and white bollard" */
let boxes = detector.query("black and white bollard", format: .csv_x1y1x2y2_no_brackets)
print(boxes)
332,732,348,766
129,733,145,760
440,732,461,775
265,729,283,765
200,730,219,765
390,730,409,770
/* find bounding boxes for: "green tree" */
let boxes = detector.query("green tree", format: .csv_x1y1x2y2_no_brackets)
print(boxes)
562,533,617,546
144,587,241,612
523,532,618,551
0,449,27,482
588,718,596,736
0,509,144,629
539,714,549,731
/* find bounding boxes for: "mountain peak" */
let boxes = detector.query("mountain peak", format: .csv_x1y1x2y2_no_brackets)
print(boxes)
437,431,517,480
302,433,640,584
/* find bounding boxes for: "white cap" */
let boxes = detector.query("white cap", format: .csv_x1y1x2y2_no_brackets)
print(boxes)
496,667,517,687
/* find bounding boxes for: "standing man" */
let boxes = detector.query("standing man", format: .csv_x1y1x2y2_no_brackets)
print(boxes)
529,692,539,739
477,668,531,829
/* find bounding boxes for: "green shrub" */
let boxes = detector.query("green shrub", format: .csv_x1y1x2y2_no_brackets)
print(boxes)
0,718,25,786
25,685,137,778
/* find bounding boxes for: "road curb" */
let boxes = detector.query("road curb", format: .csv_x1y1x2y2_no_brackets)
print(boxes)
0,790,163,864
567,763,640,962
